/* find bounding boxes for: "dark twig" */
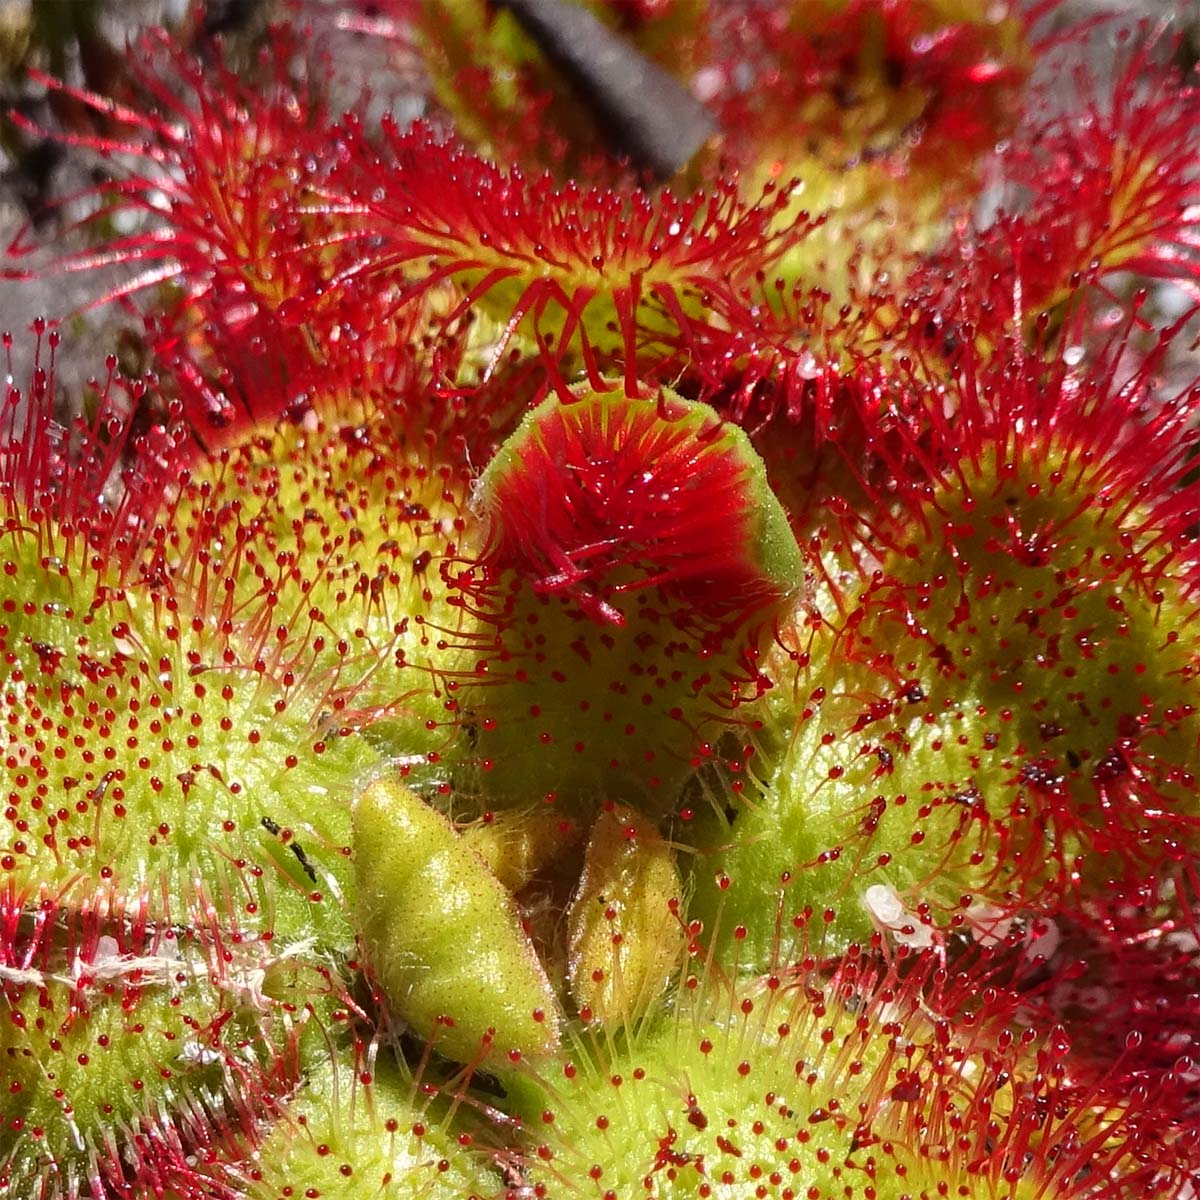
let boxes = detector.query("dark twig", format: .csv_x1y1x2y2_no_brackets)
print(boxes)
494,0,715,179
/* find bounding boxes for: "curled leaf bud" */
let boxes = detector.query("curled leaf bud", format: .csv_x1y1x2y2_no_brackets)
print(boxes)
352,773,562,1063
567,802,685,1025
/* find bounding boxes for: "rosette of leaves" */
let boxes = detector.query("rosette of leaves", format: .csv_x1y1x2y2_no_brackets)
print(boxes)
3,3,1200,1199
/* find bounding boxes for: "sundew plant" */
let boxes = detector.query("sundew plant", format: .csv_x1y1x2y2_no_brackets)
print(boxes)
3,1,1200,1197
